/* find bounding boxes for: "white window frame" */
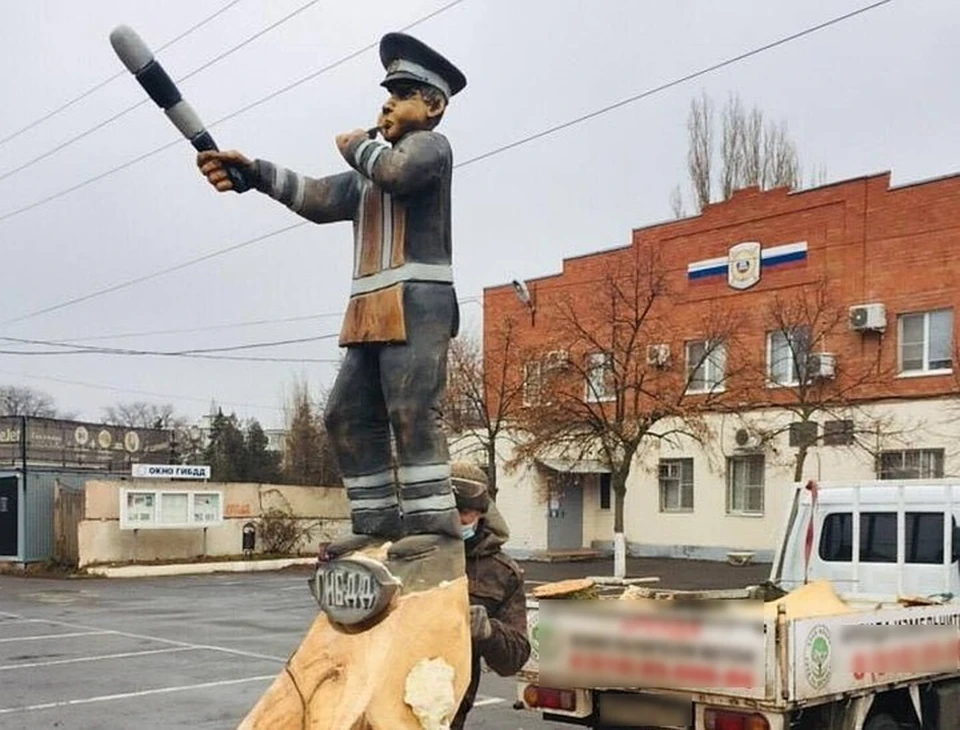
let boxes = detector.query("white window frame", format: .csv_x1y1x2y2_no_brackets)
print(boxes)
767,327,810,387
726,455,765,515
120,488,223,530
584,352,615,403
897,309,953,375
522,361,542,407
659,458,694,512
685,340,726,394
878,448,945,480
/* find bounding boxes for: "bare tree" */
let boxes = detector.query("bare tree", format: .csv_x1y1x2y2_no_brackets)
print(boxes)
102,401,184,429
282,379,340,486
0,386,58,417
443,321,528,501
512,251,743,576
668,185,686,220
739,279,902,482
678,92,813,213
687,93,713,210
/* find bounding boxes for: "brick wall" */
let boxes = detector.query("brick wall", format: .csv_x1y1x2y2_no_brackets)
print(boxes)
480,171,960,558
484,171,960,408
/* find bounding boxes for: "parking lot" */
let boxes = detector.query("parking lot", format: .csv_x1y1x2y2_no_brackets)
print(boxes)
0,558,769,729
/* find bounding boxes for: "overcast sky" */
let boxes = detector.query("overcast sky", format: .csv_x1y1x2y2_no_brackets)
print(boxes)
0,0,953,428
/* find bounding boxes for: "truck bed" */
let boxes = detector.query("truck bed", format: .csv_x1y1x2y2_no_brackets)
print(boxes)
523,581,960,710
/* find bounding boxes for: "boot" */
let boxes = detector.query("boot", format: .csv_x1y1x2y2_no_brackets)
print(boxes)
326,505,404,559
386,533,466,593
387,505,461,562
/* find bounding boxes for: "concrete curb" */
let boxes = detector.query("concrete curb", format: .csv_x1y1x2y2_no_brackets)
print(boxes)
85,557,316,578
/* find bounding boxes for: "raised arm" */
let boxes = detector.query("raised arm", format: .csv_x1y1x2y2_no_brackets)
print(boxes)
338,130,450,197
196,150,360,224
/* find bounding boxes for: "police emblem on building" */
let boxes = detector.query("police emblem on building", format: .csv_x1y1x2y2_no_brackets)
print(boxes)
687,240,808,290
727,241,761,290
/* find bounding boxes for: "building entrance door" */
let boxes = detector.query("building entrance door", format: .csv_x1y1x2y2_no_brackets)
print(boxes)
547,480,583,550
0,477,18,557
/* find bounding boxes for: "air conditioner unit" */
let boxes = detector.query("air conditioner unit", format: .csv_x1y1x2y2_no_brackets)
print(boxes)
806,352,837,380
734,427,761,450
543,350,570,371
849,303,886,333
646,344,670,368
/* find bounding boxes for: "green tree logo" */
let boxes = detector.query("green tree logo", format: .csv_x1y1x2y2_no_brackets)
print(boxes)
804,625,833,690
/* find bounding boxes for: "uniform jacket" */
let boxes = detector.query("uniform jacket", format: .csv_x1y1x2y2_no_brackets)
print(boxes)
251,130,456,346
452,503,531,729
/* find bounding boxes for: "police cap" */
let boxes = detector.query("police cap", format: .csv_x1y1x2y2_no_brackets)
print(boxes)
379,32,467,100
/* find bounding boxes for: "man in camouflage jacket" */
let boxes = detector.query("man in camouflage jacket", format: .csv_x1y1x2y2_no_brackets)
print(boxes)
451,464,531,728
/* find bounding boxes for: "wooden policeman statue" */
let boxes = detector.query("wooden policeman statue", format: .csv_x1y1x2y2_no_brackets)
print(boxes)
198,33,467,561
203,33,476,730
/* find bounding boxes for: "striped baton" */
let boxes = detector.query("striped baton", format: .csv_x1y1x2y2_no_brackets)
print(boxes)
109,24,251,192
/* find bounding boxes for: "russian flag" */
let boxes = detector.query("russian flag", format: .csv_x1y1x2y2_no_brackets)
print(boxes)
686,241,807,283
761,241,807,269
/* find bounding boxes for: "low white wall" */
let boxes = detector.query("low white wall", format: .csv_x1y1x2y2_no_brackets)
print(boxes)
78,480,350,567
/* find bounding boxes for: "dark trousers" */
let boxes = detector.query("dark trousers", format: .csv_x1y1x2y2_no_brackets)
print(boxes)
324,283,460,538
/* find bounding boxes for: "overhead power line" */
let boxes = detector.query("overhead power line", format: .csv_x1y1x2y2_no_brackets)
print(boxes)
455,0,894,169
0,346,338,363
0,0,322,185
199,0,468,136
177,0,321,85
0,0,890,326
33,296,482,343
0,351,336,363
0,366,284,413
0,221,306,327
49,311,347,342
0,0,244,149
0,0,469,228
0,332,339,356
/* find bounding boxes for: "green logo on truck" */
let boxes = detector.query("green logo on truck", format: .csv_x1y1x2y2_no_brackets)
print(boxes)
804,624,833,690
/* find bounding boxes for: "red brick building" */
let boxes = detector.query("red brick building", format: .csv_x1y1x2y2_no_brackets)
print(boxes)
478,172,960,561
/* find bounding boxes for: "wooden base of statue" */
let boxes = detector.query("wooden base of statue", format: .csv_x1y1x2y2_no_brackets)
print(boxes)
238,537,470,730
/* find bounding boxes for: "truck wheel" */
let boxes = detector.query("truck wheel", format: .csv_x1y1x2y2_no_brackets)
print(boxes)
863,713,900,730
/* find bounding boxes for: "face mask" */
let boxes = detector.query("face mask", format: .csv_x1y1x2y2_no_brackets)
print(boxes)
461,520,478,541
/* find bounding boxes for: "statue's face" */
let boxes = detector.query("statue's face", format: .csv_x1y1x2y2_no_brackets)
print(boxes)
377,83,444,143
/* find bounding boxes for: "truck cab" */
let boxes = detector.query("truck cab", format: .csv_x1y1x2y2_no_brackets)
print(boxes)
773,480,960,600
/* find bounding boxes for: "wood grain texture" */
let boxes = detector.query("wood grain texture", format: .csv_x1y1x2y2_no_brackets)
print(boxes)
239,537,470,730
339,285,406,346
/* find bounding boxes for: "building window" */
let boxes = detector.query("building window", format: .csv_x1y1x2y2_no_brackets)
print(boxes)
685,340,726,393
659,458,694,512
727,455,764,514
522,361,541,407
584,352,615,402
898,309,953,374
819,512,948,565
599,473,611,510
878,449,944,480
767,327,810,386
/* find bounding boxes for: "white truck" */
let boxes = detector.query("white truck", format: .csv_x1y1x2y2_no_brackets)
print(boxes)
517,480,960,730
